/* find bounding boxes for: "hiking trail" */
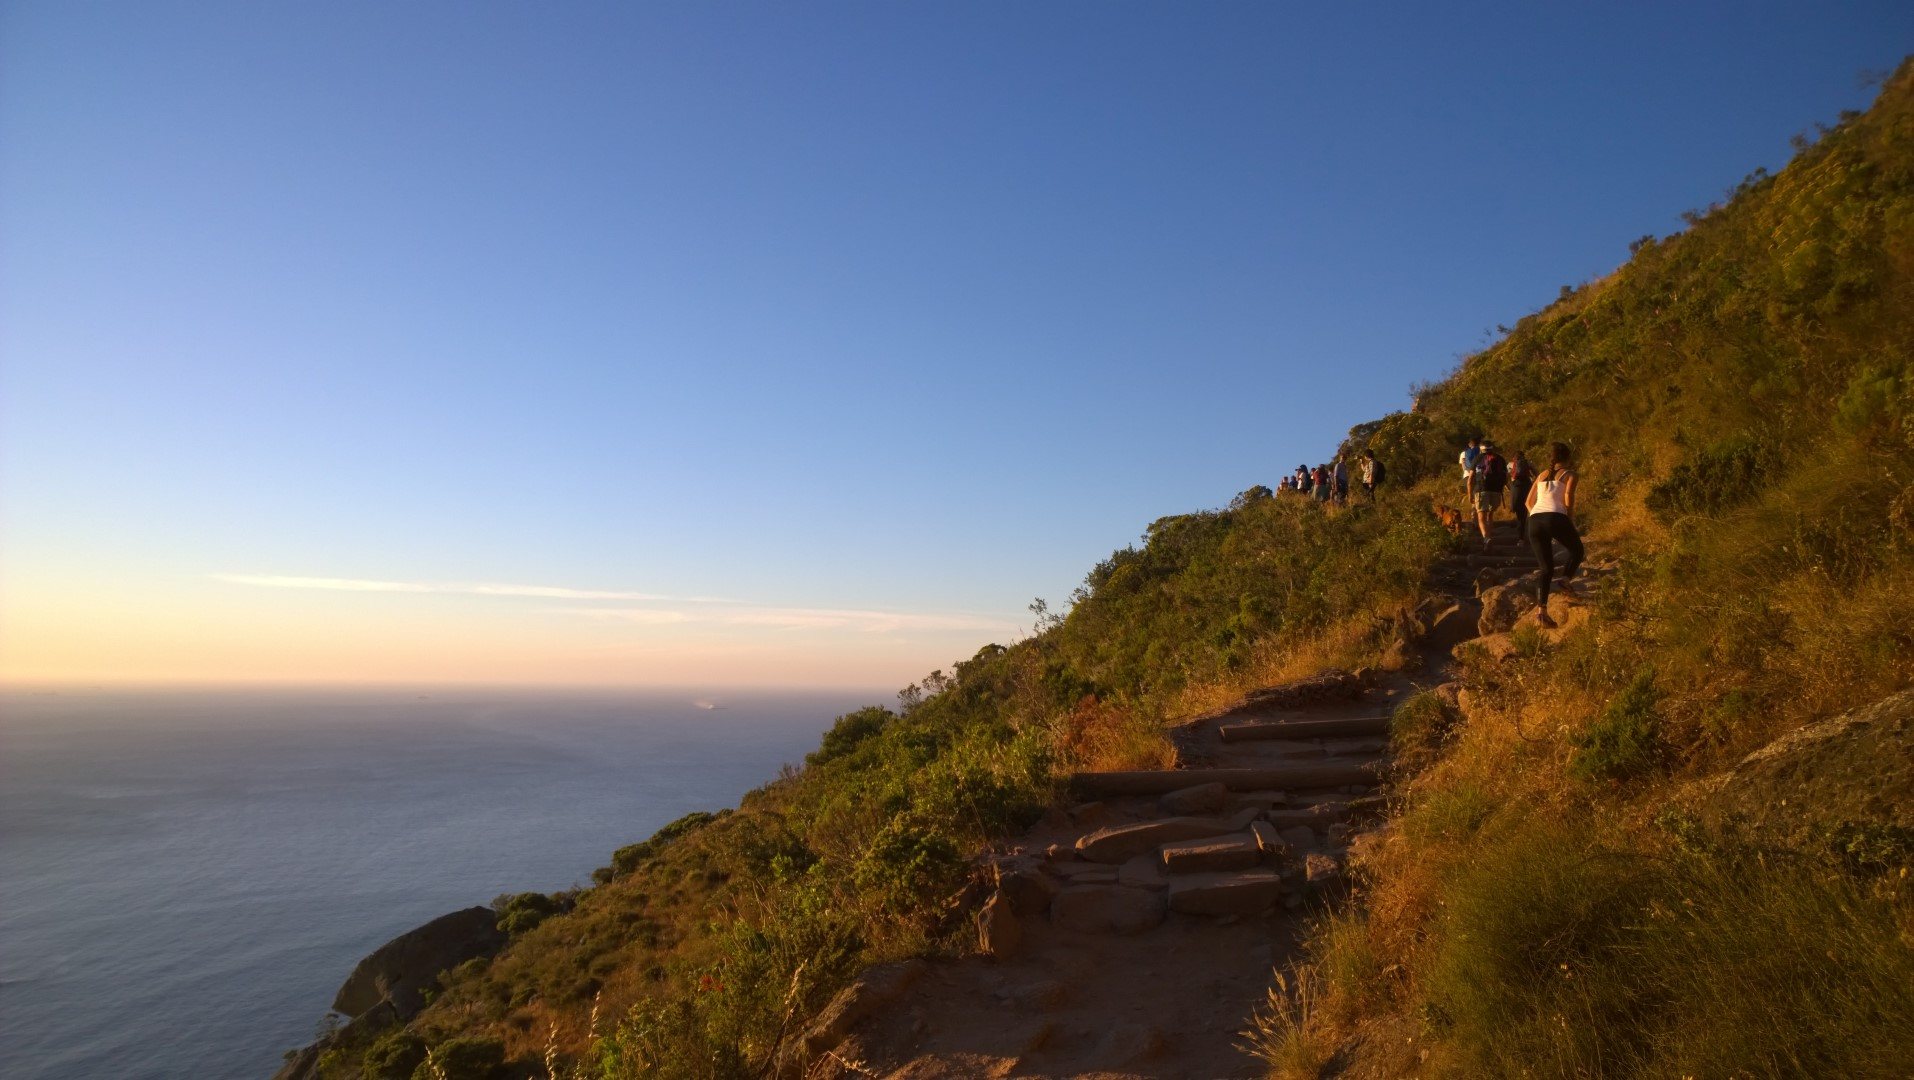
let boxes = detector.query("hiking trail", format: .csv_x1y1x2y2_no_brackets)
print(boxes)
796,519,1607,1079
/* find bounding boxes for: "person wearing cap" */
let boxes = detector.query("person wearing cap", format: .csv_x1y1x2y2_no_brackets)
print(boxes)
1467,439,1508,549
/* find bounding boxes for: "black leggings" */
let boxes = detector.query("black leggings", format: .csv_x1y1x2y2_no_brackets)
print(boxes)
1527,512,1584,607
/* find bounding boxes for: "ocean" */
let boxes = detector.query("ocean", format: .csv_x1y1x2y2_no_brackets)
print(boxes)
0,686,871,1080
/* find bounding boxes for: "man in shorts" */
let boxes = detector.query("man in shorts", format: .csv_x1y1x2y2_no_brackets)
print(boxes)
1467,439,1507,549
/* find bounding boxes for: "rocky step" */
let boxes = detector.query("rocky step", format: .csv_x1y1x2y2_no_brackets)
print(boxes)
1073,810,1261,863
1070,762,1382,798
1218,715,1390,742
1166,869,1285,916
1159,833,1262,874
1265,803,1351,830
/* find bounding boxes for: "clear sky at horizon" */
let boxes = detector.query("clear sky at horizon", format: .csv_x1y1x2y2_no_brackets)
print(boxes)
3,4,1910,688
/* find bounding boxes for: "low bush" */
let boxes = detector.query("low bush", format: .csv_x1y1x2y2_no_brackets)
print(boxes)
1568,667,1662,782
361,1032,426,1080
1418,813,1914,1077
412,1037,503,1080
1389,690,1457,768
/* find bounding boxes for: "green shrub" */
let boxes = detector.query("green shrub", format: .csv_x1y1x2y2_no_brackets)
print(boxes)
492,891,559,936
1389,690,1457,767
1568,667,1662,781
1646,434,1779,519
411,1037,503,1080
607,811,721,879
805,706,892,766
362,1031,427,1080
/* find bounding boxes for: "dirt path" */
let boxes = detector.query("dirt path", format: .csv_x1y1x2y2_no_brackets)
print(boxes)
808,521,1553,1080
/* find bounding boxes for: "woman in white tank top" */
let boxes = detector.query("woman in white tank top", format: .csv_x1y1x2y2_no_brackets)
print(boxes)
1524,442,1583,628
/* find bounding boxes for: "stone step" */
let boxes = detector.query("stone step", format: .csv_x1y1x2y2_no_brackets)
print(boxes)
1218,715,1389,742
1265,803,1351,830
1159,833,1261,874
1073,816,1241,864
1166,870,1284,916
1069,762,1381,798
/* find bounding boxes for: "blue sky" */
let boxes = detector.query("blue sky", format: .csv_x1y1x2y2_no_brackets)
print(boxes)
2,3,1909,686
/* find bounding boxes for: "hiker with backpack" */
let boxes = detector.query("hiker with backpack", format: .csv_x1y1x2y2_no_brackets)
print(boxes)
1467,439,1507,549
1313,465,1331,503
1525,441,1584,629
1360,449,1385,498
1294,464,1312,495
1508,449,1536,533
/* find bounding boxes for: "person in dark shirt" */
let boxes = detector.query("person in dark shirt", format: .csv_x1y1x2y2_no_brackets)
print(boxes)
1508,449,1536,533
1467,440,1508,549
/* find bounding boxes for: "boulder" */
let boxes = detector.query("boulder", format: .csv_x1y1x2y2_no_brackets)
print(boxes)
1159,781,1231,816
1166,870,1283,915
331,906,507,1020
1477,580,1538,636
1074,817,1233,863
977,892,1022,959
1425,602,1476,651
1050,884,1166,934
1304,853,1346,892
799,959,927,1057
1159,834,1261,874
1473,632,1520,662
995,863,1060,916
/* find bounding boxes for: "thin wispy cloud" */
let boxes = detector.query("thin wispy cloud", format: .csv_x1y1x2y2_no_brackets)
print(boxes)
212,574,1015,635
210,574,669,602
565,606,1014,634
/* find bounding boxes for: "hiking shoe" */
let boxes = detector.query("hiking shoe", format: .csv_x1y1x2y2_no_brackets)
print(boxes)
1536,611,1558,629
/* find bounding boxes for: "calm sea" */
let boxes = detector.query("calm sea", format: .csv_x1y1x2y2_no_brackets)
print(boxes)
0,686,871,1080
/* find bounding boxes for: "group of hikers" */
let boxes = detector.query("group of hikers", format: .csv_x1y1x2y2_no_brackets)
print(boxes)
1275,449,1385,505
1273,436,1584,630
1457,435,1584,630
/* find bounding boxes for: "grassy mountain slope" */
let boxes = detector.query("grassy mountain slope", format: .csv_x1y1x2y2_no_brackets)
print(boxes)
312,483,1440,1078
1256,59,1914,1078
311,58,1914,1080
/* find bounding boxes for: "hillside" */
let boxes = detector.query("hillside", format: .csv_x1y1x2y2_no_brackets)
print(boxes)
279,58,1914,1080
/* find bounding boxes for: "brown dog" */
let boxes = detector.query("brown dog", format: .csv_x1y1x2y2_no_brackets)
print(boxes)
1433,502,1468,535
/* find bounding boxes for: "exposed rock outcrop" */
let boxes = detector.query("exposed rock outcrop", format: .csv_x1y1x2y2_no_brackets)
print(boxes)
1677,688,1914,858
271,906,508,1080
333,906,507,1020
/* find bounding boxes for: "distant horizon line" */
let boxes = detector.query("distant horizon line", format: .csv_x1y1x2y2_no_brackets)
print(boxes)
0,676,902,695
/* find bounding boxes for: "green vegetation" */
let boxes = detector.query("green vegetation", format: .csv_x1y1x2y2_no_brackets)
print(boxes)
301,471,1438,1077
314,58,1914,1080
1258,59,1914,1078
1566,666,1662,782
